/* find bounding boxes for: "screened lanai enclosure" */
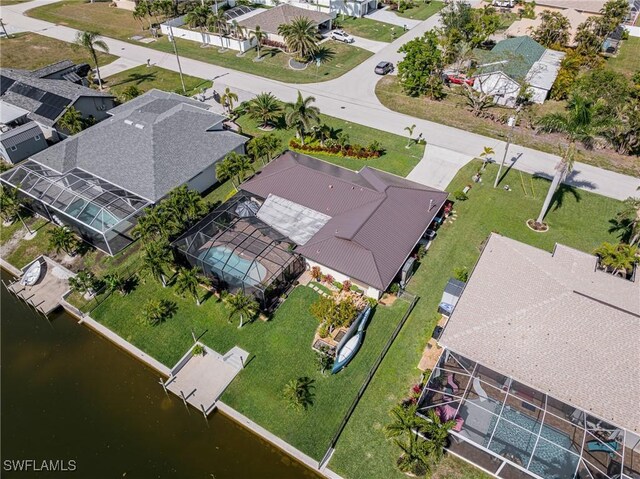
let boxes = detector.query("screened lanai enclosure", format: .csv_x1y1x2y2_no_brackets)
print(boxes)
173,193,305,307
419,350,640,479
0,160,149,254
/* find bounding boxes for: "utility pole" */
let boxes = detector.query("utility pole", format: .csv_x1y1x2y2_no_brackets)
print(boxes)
168,25,187,95
494,109,519,188
0,18,9,38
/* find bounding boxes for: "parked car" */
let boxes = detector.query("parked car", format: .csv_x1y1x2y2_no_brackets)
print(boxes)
330,30,354,43
445,73,474,86
375,61,394,75
492,0,514,7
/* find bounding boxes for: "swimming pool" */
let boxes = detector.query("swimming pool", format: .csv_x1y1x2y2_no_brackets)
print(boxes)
485,407,579,478
198,246,267,286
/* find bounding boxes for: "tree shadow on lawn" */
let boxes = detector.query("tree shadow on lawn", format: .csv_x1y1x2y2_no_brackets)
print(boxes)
109,71,157,88
550,183,581,212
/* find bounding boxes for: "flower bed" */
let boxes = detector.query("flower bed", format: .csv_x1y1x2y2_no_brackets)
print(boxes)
289,139,381,160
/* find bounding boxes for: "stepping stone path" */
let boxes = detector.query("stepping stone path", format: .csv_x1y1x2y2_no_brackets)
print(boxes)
308,284,330,298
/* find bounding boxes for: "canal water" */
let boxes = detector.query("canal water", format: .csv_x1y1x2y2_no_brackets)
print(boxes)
1,271,320,479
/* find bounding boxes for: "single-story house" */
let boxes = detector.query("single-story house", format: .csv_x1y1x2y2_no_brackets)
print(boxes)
505,8,591,46
0,63,116,140
249,0,375,18
527,0,606,15
0,90,248,255
0,121,47,164
236,4,333,43
235,151,448,299
419,233,640,479
473,36,565,107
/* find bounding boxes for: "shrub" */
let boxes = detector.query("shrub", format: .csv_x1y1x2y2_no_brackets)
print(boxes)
192,344,205,356
453,190,468,201
366,297,378,308
389,283,400,295
323,274,334,285
311,266,322,281
454,267,469,282
416,244,427,260
342,280,352,292
318,323,330,338
289,139,381,160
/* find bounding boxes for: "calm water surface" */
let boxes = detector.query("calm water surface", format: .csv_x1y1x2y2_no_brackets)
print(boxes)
1,270,319,479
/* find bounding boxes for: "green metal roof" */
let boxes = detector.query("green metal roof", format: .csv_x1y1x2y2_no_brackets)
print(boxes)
475,36,546,81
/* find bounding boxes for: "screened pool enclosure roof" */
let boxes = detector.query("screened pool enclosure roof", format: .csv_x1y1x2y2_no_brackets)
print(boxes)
0,160,149,233
419,350,640,479
173,193,300,290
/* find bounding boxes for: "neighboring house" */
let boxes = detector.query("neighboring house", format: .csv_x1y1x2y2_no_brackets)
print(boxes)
0,122,47,164
419,233,640,479
0,63,116,140
527,0,606,15
505,8,590,46
235,151,449,299
473,36,565,106
0,90,248,255
251,0,375,17
236,4,334,44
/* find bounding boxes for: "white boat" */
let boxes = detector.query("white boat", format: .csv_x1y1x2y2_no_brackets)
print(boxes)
21,260,42,286
332,307,372,374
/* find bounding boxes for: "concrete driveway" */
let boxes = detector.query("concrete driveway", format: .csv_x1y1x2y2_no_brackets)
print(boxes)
365,7,421,28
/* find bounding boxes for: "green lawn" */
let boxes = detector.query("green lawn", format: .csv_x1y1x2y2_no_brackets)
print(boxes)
236,114,425,177
394,0,444,20
0,32,117,71
26,0,373,83
4,220,55,269
607,37,640,78
91,281,411,460
105,65,212,98
339,16,402,43
328,160,623,479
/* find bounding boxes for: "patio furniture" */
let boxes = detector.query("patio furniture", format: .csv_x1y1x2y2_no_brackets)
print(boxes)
447,373,459,393
473,377,488,402
587,440,619,458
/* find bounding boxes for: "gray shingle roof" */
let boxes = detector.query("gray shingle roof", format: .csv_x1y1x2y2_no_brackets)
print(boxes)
238,4,333,34
0,121,44,148
0,67,113,127
31,60,75,79
30,90,248,202
241,151,448,290
440,233,640,433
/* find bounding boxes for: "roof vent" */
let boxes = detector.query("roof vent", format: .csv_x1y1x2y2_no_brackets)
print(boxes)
429,199,433,210
135,123,144,129
329,184,333,189
124,120,133,125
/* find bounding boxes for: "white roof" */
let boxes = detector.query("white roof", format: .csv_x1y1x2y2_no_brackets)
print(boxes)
256,194,331,246
526,49,565,91
440,234,640,432
0,101,29,125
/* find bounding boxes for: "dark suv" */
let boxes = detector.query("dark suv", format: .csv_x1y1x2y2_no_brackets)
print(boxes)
374,61,394,75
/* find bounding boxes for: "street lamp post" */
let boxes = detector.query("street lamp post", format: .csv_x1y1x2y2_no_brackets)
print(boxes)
494,109,519,188
168,25,187,95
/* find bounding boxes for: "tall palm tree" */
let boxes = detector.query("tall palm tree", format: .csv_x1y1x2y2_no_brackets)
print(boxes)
174,267,203,305
220,87,239,115
206,9,227,35
277,17,319,61
216,156,240,190
284,92,320,145
104,272,127,296
245,92,282,129
312,123,332,147
133,1,152,29
141,239,173,287
185,5,209,31
223,290,258,328
74,31,109,90
610,197,640,246
0,184,27,229
250,25,267,58
48,226,77,256
165,185,207,229
247,137,269,165
224,152,254,186
282,376,316,411
57,107,84,135
263,133,282,163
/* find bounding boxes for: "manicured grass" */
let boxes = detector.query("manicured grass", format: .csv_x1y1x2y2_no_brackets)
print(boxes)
328,161,622,479
105,65,212,98
0,0,32,5
0,32,117,70
91,282,411,459
394,0,444,20
375,75,640,177
236,114,425,177
26,0,373,83
607,37,640,78
339,16,402,43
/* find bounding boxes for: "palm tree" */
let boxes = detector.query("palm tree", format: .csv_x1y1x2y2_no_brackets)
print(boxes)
141,298,177,326
404,124,416,148
534,143,577,226
184,5,209,31
263,133,282,163
216,156,241,190
247,137,269,165
278,17,319,61
610,197,640,246
282,376,316,411
141,239,173,287
74,31,109,90
165,185,207,229
132,206,177,242
69,269,100,295
250,25,267,58
48,226,77,256
312,123,332,147
594,242,638,277
479,146,495,171
284,92,320,145
104,273,127,296
0,184,29,230
223,152,254,186
245,92,282,129
133,1,152,29
223,290,258,328
174,267,203,305
57,107,84,135
220,87,239,115
206,9,227,35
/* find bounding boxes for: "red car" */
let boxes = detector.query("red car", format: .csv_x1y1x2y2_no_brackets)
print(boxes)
446,74,474,86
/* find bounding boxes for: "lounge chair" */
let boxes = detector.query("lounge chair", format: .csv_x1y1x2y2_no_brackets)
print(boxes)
447,373,459,393
473,378,488,402
586,440,619,458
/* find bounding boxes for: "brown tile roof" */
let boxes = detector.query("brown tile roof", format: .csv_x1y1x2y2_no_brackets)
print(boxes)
241,151,448,290
237,4,333,35
440,233,640,432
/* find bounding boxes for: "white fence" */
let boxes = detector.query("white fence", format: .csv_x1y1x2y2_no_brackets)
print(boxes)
624,25,640,38
160,17,255,52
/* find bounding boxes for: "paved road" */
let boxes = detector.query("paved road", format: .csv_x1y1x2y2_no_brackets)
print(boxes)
2,0,639,199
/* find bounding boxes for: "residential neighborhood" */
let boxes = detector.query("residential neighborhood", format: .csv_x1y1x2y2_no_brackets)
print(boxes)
0,0,638,477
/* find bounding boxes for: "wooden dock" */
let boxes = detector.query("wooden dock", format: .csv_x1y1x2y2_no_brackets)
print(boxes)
4,256,74,315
